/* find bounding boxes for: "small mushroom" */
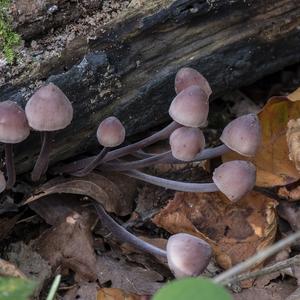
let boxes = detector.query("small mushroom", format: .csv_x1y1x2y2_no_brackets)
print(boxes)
167,233,212,278
169,127,205,161
220,113,261,157
169,85,209,127
212,160,256,201
94,203,211,279
0,101,30,188
175,67,212,97
25,83,73,181
72,116,125,176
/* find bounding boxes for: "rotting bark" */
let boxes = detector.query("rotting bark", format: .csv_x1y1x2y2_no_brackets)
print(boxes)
1,0,300,174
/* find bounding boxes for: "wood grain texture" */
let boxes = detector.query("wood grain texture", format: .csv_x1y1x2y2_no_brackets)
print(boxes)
1,0,300,173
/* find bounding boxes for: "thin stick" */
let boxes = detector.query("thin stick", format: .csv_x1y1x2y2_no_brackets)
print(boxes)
213,230,300,285
46,274,61,300
223,255,300,286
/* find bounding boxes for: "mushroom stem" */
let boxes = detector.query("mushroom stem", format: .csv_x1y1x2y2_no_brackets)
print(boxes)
94,202,167,258
52,121,181,174
71,148,109,177
122,170,219,192
31,132,52,182
101,151,171,171
5,143,15,189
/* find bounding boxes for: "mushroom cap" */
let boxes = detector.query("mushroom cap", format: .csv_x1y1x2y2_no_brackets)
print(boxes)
97,116,125,147
25,83,73,131
0,171,6,193
220,113,261,157
0,101,30,143
212,160,256,202
170,127,205,161
175,67,212,97
167,233,212,278
169,85,209,127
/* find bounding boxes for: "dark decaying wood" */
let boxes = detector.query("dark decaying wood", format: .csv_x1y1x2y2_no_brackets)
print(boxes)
1,0,300,174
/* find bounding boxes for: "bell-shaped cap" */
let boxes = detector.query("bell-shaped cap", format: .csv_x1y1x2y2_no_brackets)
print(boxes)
169,85,209,127
175,67,212,97
0,101,30,144
0,171,6,193
97,116,125,147
167,233,212,278
25,83,73,131
170,127,205,161
220,114,261,157
213,160,256,201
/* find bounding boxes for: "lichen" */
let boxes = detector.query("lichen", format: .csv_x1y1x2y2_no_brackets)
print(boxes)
0,0,20,64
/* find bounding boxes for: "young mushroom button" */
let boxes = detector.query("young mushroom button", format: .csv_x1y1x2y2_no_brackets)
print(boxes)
72,116,126,176
0,101,30,188
212,160,256,202
175,67,212,97
167,233,212,278
25,83,73,181
169,85,209,128
220,113,261,157
169,127,205,161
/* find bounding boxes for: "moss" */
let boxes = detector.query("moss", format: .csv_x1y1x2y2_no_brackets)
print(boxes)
0,0,20,63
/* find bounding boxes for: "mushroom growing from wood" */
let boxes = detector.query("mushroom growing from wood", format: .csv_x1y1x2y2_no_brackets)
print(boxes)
0,101,30,188
25,83,73,181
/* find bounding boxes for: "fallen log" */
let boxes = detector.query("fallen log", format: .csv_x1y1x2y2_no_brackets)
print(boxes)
1,0,300,174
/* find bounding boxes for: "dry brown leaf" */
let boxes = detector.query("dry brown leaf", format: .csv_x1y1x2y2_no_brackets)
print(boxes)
0,214,20,240
63,283,98,300
25,172,134,216
97,288,146,300
233,281,296,300
153,191,277,270
96,254,163,295
34,212,97,281
223,94,300,187
278,184,300,201
278,201,300,231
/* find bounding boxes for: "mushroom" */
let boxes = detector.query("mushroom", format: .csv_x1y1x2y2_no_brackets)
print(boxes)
72,116,125,176
169,85,209,127
220,113,261,157
94,203,211,278
175,67,212,97
167,233,212,278
212,160,256,201
0,101,30,188
25,83,73,181
169,127,205,161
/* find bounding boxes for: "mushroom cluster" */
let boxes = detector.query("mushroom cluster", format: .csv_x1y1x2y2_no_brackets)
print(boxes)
0,67,262,279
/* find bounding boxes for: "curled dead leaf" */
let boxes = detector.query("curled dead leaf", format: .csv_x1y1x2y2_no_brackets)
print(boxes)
153,191,277,270
24,173,134,216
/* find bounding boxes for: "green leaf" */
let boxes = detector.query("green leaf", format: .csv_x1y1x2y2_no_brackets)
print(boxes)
153,277,232,300
0,277,36,300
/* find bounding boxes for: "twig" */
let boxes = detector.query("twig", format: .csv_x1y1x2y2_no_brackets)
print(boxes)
213,230,300,285
221,255,300,286
46,274,61,300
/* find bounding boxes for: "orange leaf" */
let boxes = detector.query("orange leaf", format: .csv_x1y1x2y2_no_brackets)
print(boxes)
97,288,145,300
224,95,300,187
153,191,277,270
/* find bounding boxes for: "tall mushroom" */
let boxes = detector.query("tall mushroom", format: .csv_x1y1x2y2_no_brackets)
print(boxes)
25,83,73,181
0,101,30,188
